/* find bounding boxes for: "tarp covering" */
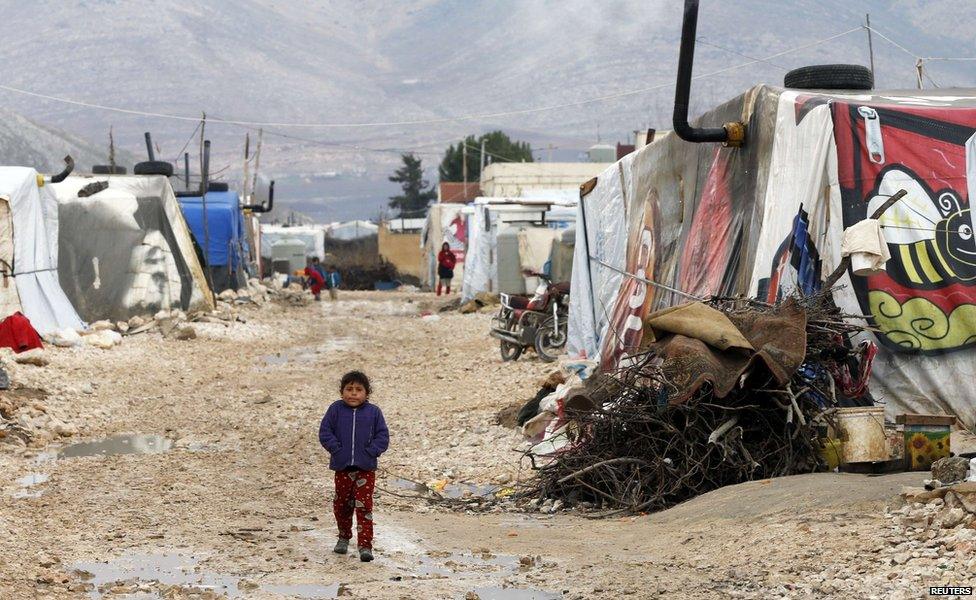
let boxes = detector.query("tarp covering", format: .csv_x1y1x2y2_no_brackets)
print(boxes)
461,198,576,301
0,168,84,336
421,204,468,288
260,225,325,261
53,175,214,322
566,85,976,427
178,191,249,292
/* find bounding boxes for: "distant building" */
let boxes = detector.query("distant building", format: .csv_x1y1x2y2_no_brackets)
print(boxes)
479,162,612,198
438,181,483,204
587,144,617,163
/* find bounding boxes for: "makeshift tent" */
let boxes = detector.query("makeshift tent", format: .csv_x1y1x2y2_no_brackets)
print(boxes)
52,175,215,322
0,167,84,336
421,204,469,289
177,191,250,292
461,198,576,301
260,225,325,261
567,85,976,428
325,220,378,241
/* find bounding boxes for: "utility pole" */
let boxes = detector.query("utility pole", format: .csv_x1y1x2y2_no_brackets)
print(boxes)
916,59,924,90
200,139,216,301
251,128,263,199
198,112,207,194
479,139,486,176
547,143,553,162
865,14,875,81
242,133,251,201
462,142,468,199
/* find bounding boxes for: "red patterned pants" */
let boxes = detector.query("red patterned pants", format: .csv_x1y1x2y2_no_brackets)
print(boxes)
333,469,376,549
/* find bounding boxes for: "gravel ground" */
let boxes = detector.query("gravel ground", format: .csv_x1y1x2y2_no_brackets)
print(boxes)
0,291,970,599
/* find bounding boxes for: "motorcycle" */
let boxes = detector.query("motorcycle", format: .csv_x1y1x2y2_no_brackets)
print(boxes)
489,272,570,363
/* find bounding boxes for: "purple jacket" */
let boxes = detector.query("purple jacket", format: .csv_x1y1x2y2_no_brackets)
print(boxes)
318,400,389,471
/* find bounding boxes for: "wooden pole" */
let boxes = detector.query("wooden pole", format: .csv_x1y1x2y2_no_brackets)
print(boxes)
201,140,216,300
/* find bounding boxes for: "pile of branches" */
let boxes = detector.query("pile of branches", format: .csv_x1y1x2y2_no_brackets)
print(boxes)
525,293,869,517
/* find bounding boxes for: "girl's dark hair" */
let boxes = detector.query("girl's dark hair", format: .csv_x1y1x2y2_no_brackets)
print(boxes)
340,370,371,395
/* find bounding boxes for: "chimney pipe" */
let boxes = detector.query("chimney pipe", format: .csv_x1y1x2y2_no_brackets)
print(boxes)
672,0,745,146
144,132,156,161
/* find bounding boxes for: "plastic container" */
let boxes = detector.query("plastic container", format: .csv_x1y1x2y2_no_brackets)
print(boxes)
896,413,956,471
495,226,525,295
836,407,889,463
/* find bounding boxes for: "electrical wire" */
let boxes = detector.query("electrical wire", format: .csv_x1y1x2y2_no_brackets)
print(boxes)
0,26,862,130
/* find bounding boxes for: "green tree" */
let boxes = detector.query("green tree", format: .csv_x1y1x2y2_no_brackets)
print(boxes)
388,153,436,216
438,131,533,182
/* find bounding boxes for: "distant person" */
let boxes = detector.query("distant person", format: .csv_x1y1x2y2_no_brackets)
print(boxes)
304,259,325,301
437,242,457,296
325,265,342,301
318,371,390,562
312,256,329,282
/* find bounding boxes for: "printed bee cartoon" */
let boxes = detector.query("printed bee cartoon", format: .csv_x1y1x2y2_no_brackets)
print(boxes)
868,166,976,289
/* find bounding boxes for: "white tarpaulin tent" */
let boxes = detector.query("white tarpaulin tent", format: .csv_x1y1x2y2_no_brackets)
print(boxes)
567,85,976,428
52,175,215,322
0,167,85,336
461,198,576,301
260,225,325,260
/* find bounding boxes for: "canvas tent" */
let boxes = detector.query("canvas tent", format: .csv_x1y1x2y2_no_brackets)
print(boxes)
461,197,576,301
325,220,378,241
260,225,326,262
0,168,84,336
177,190,250,292
53,175,215,322
567,85,976,428
421,203,469,289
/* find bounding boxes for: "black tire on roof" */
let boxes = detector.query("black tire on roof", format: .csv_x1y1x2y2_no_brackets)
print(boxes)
207,181,230,192
784,64,873,91
91,165,127,175
133,160,174,177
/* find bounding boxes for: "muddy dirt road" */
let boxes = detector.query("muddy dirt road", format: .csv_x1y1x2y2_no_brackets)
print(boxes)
0,293,937,599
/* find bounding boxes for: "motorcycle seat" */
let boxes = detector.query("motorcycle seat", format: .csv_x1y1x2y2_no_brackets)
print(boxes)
506,295,531,309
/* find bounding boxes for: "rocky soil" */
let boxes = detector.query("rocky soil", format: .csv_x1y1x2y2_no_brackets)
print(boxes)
0,291,969,599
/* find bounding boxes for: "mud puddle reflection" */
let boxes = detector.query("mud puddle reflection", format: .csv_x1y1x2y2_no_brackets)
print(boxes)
260,338,355,368
72,551,340,599
58,434,173,459
472,587,561,600
12,472,49,498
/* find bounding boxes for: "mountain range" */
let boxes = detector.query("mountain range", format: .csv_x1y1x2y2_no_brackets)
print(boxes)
1,0,974,220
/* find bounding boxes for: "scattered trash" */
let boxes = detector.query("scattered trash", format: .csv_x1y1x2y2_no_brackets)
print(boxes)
523,294,877,515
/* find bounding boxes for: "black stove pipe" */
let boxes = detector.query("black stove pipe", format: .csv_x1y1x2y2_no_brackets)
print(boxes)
673,0,741,145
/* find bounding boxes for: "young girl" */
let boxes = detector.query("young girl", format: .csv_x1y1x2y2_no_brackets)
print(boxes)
437,242,457,296
318,371,389,562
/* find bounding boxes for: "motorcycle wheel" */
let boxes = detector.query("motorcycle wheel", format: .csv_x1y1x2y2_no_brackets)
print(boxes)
500,340,523,362
534,317,567,363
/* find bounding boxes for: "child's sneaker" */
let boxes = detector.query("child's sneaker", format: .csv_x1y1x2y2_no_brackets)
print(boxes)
359,548,374,562
333,539,348,555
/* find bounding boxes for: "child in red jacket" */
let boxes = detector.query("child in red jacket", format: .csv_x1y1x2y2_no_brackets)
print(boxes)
437,242,457,296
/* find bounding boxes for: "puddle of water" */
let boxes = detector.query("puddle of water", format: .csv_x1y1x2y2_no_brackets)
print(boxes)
472,586,561,600
73,552,239,599
72,552,340,599
260,338,355,368
390,478,497,500
58,434,173,459
15,472,48,487
12,472,49,498
263,582,341,599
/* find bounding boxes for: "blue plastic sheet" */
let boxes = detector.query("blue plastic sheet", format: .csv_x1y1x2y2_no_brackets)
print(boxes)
177,191,249,269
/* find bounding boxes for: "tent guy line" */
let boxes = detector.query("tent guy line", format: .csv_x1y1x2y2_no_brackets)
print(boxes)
0,27,861,130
